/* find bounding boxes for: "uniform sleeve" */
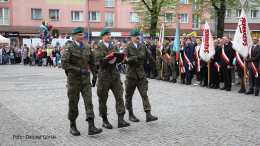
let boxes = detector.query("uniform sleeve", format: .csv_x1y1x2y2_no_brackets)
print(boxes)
145,48,156,67
94,47,113,65
122,46,138,64
61,47,80,72
89,50,97,78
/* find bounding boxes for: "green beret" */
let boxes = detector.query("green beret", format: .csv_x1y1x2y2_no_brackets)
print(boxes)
100,28,111,36
130,30,140,36
71,27,84,34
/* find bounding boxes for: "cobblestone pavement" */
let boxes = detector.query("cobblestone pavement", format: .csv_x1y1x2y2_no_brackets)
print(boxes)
0,65,260,146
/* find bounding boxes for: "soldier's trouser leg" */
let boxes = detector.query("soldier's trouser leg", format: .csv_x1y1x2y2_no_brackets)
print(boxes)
163,60,171,76
125,77,137,112
137,77,151,111
156,58,162,77
111,78,125,114
81,83,95,120
67,84,80,120
97,79,110,117
170,57,177,79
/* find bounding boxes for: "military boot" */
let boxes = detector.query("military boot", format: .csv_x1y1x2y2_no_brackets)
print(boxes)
146,111,158,122
150,73,155,79
102,115,112,129
70,120,80,136
164,75,169,81
129,111,139,122
88,118,102,135
156,76,162,80
118,113,130,128
162,75,166,81
172,79,177,83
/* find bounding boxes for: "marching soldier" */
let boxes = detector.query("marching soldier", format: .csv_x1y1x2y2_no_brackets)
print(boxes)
123,30,158,122
61,27,102,136
94,28,130,129
169,38,177,83
162,37,171,81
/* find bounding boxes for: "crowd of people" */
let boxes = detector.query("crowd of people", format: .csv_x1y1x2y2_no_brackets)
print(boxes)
142,34,260,95
2,34,260,96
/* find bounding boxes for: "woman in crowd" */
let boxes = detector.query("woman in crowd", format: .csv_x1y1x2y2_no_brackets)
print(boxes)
194,38,202,86
23,48,28,66
90,45,94,52
42,45,47,67
235,51,245,93
52,46,57,67
10,49,14,64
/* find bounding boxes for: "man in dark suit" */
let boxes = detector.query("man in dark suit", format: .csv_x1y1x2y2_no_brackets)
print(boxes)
183,38,195,85
208,39,222,89
244,36,260,96
219,36,235,91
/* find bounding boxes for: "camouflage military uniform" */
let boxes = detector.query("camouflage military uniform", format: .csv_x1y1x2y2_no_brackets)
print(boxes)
61,42,97,121
162,43,171,77
156,47,162,78
170,49,177,80
94,42,125,117
123,42,156,112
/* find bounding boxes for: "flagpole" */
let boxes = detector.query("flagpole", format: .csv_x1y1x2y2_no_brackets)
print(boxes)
244,60,247,89
178,16,181,84
161,22,165,79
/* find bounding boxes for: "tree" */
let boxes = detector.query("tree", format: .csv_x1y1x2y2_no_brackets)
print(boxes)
121,0,178,38
189,0,260,38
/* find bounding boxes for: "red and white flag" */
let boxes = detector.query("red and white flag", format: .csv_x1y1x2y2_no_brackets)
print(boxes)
158,24,164,55
199,21,215,62
233,8,253,58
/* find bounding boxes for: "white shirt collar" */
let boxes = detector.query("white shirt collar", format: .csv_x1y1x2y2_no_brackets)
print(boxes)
103,42,109,48
133,43,138,48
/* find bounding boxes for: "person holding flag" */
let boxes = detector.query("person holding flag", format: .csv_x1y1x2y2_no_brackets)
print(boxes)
243,37,260,96
169,38,177,83
162,37,171,81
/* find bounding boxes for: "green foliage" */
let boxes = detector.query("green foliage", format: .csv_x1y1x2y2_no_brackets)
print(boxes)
52,29,59,37
120,0,179,38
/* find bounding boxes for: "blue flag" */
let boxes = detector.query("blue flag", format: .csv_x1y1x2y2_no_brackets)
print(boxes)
172,23,180,59
139,29,144,44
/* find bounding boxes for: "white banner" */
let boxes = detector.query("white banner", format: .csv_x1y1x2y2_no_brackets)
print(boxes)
158,24,164,55
233,8,253,58
199,20,215,62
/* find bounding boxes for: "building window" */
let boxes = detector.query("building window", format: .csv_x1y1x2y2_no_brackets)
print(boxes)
251,10,259,18
130,12,138,22
71,11,83,21
179,14,188,23
192,15,200,29
0,7,9,25
179,0,188,4
105,0,114,7
89,11,100,22
0,0,8,2
130,0,139,2
192,0,200,10
31,9,42,20
236,9,242,18
105,12,114,28
49,9,59,20
225,9,231,18
164,13,174,23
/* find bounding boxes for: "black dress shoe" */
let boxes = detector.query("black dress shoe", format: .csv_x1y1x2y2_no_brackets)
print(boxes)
172,79,177,83
245,90,254,94
220,86,227,90
200,84,207,87
146,111,158,122
254,91,259,96
226,88,231,91
238,89,245,93
186,83,191,85
214,85,220,89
